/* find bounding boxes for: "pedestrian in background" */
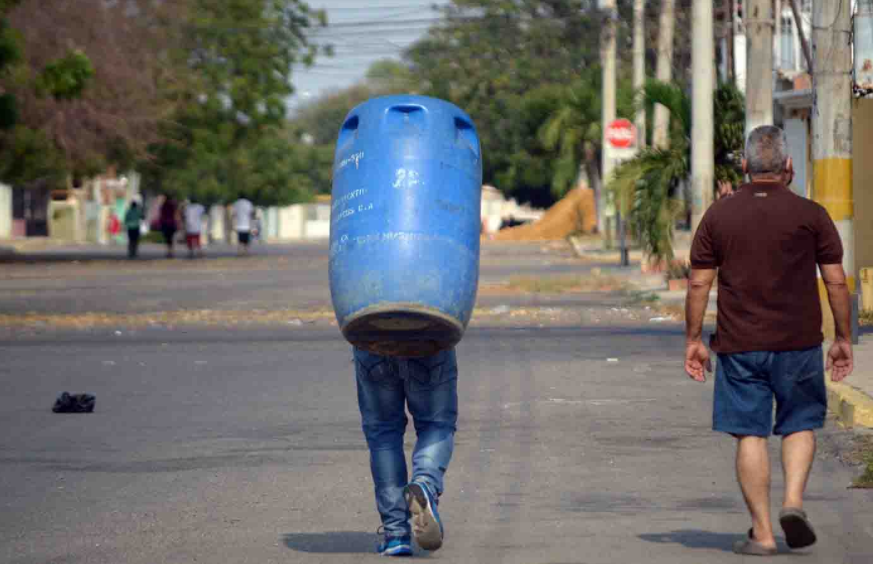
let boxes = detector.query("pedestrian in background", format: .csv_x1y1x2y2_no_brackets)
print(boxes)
159,195,179,258
353,348,457,556
684,125,853,555
124,199,143,259
107,212,121,244
183,199,206,259
231,196,254,255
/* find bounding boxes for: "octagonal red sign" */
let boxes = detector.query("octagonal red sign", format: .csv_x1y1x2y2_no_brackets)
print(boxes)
606,118,636,149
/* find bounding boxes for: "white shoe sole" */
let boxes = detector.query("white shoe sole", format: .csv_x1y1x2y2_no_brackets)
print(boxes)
405,484,443,551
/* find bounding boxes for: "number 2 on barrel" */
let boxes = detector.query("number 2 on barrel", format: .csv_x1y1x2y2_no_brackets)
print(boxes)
393,168,420,189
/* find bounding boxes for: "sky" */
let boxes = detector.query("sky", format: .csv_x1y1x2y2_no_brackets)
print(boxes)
288,0,451,112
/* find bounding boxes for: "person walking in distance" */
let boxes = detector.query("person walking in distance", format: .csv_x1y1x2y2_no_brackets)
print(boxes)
123,199,143,259
231,196,254,255
684,126,854,555
354,348,457,556
159,195,179,258
183,199,206,259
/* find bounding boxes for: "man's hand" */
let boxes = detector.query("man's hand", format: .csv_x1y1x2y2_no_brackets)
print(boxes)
826,339,854,382
685,340,712,382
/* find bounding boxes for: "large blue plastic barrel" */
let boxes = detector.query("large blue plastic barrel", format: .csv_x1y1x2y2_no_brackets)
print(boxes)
328,95,482,357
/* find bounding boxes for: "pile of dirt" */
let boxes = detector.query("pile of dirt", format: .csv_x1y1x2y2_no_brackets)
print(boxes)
492,186,597,241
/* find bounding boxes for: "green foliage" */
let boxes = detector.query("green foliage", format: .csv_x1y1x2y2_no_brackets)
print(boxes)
608,80,746,264
404,0,605,204
665,259,691,280
365,59,417,95
291,84,375,147
713,81,745,185
35,49,93,100
0,8,81,186
0,15,21,131
539,66,638,198
145,0,328,205
0,125,65,186
0,16,21,71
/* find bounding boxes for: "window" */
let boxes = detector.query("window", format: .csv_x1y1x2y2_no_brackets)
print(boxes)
780,16,796,71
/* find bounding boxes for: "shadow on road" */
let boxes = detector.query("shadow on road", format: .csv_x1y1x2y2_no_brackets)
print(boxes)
638,529,738,552
282,531,376,554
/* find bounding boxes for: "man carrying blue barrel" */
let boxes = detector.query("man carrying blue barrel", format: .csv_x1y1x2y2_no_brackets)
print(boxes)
353,348,457,556
329,95,482,556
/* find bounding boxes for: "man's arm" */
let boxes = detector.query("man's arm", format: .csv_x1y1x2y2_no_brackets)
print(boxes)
820,263,854,381
684,268,717,381
686,268,716,341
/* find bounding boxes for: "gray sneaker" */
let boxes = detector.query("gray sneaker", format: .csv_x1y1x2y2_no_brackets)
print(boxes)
403,482,443,551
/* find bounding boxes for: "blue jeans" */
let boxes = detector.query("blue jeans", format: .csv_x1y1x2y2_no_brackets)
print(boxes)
354,347,458,538
713,346,826,437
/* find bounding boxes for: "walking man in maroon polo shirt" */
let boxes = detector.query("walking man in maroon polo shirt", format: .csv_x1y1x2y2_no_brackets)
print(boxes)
684,125,854,555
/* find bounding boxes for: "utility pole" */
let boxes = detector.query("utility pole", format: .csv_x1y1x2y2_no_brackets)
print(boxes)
633,0,646,149
620,0,646,267
691,0,714,235
774,0,782,71
600,0,617,246
744,0,774,138
788,0,812,72
652,0,675,148
812,0,854,335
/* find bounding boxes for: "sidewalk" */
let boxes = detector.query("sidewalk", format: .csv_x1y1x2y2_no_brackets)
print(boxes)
826,333,873,429
0,238,85,254
569,235,873,429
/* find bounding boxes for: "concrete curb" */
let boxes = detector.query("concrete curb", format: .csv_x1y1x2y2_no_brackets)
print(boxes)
823,345,873,429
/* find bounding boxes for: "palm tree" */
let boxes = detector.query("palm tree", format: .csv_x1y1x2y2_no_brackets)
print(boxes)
539,68,635,202
609,80,745,265
538,76,602,199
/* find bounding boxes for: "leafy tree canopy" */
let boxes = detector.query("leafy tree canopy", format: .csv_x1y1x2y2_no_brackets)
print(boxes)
144,0,330,206
404,0,607,203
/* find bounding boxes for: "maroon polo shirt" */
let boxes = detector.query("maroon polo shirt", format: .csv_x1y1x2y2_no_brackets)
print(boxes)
690,182,843,353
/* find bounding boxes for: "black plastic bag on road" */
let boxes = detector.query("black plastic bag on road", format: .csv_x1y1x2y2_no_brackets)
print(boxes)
52,392,96,413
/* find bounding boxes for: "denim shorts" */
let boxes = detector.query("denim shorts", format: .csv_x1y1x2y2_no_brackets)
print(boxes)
713,346,826,437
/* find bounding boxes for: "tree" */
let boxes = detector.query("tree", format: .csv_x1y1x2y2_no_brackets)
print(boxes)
608,80,744,264
2,0,176,185
404,0,606,203
144,0,329,205
290,84,376,147
365,60,418,95
539,66,638,199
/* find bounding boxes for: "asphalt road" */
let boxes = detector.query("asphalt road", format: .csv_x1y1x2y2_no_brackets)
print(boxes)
0,240,631,316
1,242,870,563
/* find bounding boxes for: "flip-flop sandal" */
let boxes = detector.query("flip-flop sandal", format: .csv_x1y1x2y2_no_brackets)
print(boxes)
779,508,817,549
733,529,778,556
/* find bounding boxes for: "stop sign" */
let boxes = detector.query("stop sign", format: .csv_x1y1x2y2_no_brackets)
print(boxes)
606,118,636,149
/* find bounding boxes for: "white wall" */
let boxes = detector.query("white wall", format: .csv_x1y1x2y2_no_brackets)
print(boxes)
784,118,808,197
0,183,11,239
277,205,304,240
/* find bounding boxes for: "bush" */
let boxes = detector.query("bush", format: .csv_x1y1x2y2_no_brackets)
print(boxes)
665,259,691,280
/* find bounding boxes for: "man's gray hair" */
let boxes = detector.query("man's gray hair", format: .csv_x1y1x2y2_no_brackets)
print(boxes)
745,125,789,175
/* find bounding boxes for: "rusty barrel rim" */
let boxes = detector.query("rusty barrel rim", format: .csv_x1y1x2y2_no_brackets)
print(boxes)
342,304,464,358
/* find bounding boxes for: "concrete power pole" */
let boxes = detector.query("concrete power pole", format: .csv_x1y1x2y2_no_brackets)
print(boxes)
690,0,714,235
600,0,617,244
634,0,646,149
744,0,774,138
812,0,854,303
619,0,646,266
652,0,675,148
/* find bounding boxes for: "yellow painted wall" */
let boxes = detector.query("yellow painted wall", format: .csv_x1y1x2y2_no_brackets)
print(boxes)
819,99,873,340
853,98,873,286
